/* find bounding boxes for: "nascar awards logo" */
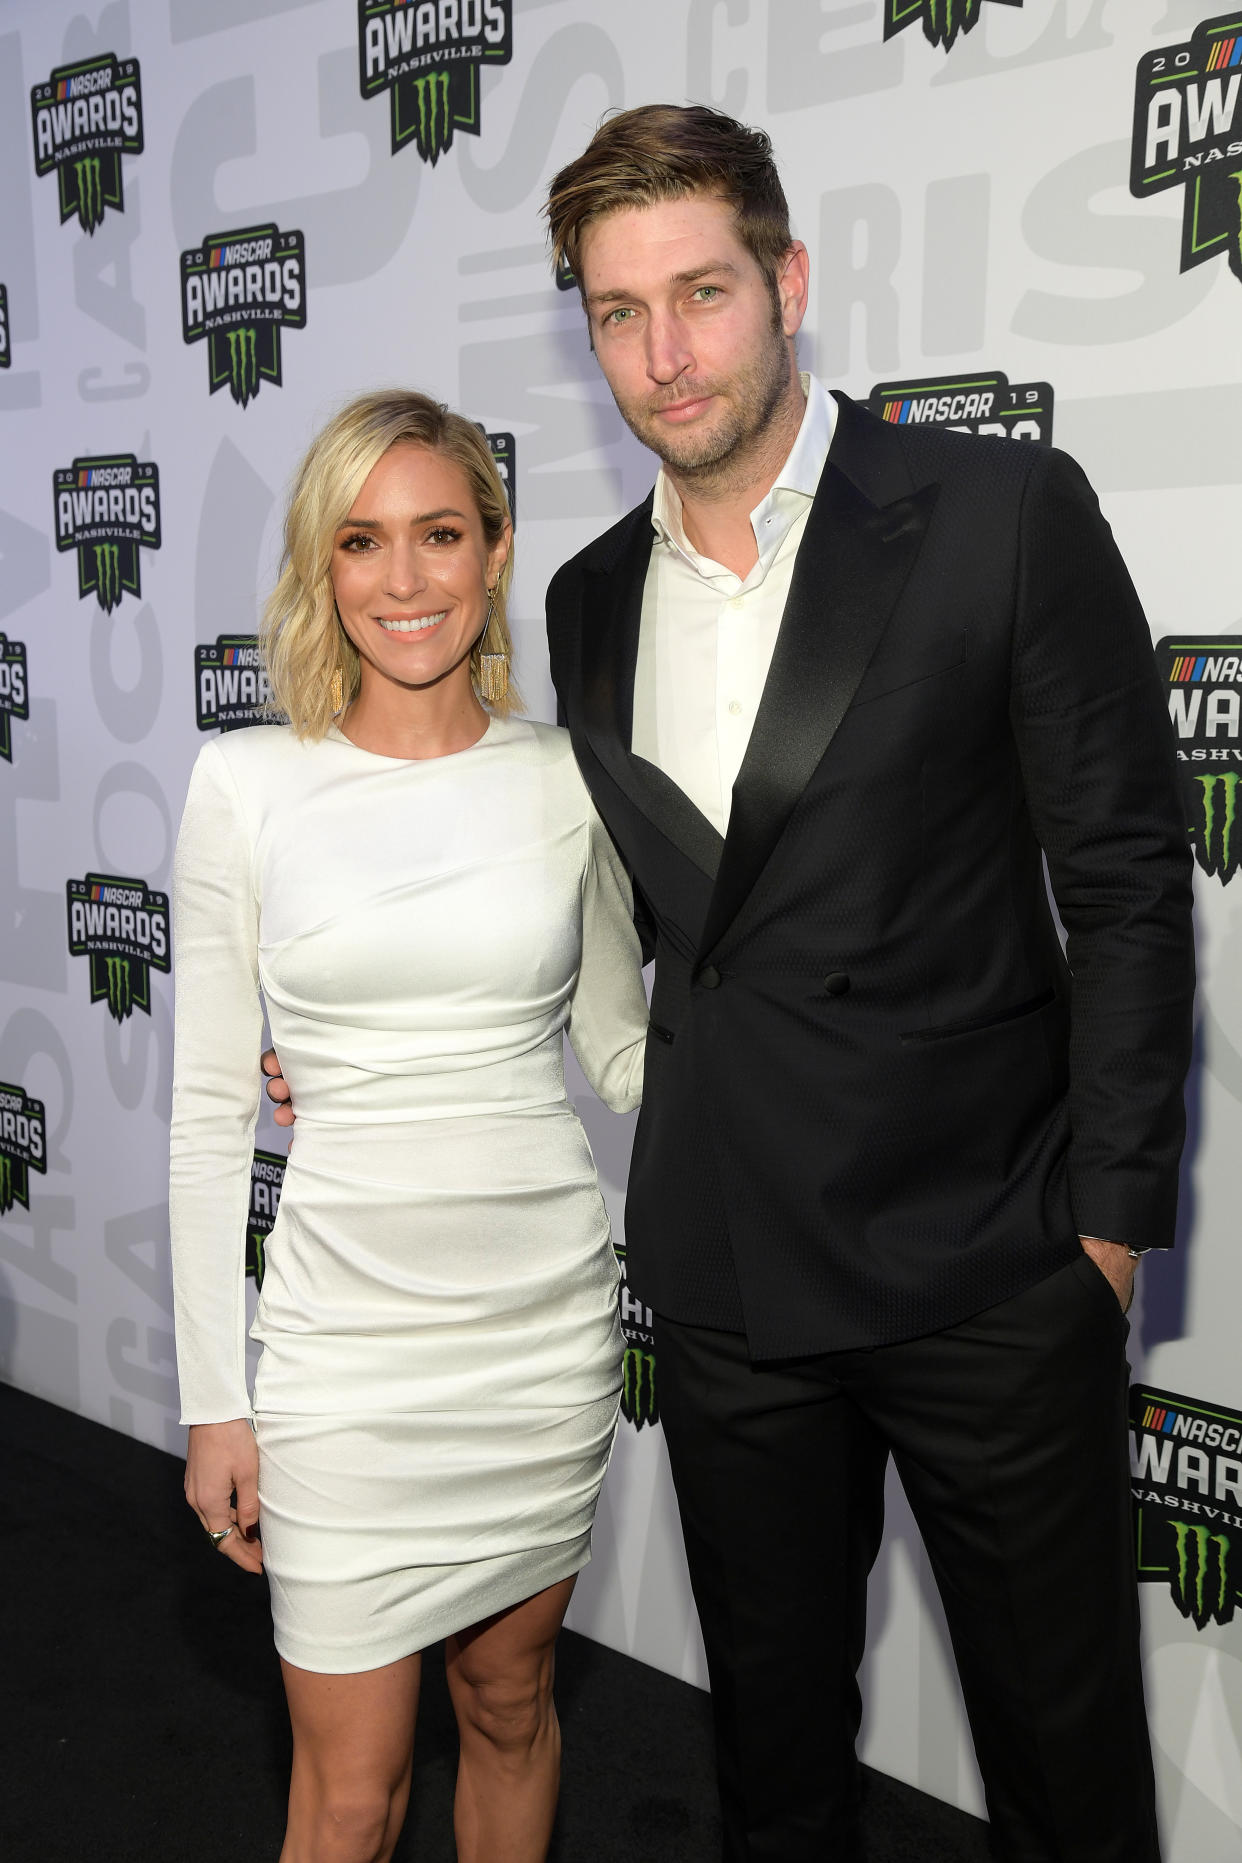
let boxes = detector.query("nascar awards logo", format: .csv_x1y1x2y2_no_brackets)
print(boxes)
1132,1385,1242,1629
615,1241,658,1430
0,283,9,368
1131,14,1242,291
181,226,306,407
53,455,160,612
66,873,170,1023
0,637,29,764
486,432,515,520
883,0,1021,52
867,371,1054,443
358,0,513,165
30,55,142,235
248,1149,286,1288
0,1083,45,1218
196,636,279,732
1157,635,1242,884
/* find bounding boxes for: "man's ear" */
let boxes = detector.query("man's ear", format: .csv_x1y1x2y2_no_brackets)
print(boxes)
778,242,810,338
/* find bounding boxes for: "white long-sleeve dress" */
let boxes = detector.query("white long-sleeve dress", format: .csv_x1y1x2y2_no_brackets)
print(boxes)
169,715,647,1674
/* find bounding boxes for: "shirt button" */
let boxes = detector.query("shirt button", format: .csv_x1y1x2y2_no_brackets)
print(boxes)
823,972,851,996
698,965,721,990
727,700,742,717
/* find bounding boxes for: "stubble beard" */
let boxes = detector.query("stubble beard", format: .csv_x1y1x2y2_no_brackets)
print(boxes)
614,323,797,499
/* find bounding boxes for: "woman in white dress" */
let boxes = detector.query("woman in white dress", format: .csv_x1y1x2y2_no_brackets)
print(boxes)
170,390,647,1863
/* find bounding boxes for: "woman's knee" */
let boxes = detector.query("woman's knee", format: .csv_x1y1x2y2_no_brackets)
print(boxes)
453,1667,555,1755
290,1770,404,1862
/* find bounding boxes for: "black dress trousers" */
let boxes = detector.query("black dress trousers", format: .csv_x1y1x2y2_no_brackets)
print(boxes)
656,1256,1160,1863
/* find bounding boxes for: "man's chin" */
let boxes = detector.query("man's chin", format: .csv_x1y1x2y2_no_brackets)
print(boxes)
640,414,737,475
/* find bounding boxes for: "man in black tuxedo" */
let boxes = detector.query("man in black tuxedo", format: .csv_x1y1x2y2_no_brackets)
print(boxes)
542,105,1194,1862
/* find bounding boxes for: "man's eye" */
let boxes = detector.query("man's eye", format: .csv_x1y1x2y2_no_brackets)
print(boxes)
693,286,721,303
605,307,635,326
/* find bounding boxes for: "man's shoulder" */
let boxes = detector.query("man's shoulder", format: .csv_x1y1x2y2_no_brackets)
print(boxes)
549,495,655,597
832,391,1076,503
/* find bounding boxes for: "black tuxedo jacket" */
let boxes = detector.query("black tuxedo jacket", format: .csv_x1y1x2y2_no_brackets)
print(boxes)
547,393,1195,1356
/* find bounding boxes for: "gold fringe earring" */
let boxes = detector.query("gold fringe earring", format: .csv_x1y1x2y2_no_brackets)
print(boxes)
329,666,344,714
477,585,509,705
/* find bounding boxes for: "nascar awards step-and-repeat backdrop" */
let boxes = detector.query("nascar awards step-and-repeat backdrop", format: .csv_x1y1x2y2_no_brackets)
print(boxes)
2,1,1241,1848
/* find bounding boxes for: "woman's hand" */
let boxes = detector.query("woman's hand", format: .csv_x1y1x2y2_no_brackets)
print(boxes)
262,1048,294,1128
185,1418,264,1573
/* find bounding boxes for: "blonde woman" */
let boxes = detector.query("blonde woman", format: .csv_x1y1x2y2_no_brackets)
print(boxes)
169,390,646,1863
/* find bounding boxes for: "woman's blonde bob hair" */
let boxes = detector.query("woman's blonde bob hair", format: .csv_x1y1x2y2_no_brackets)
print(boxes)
261,388,519,740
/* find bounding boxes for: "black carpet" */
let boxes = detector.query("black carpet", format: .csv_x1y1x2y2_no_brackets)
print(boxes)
2,1381,992,1861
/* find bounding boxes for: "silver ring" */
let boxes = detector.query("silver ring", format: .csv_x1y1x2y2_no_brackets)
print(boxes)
207,1524,234,1547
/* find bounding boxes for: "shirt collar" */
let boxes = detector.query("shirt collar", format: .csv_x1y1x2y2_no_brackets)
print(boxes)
651,373,837,553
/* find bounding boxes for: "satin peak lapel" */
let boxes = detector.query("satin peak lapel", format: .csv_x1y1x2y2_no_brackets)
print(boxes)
579,514,724,883
699,463,939,959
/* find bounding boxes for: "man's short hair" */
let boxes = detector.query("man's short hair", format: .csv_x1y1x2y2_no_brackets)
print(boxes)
545,104,793,298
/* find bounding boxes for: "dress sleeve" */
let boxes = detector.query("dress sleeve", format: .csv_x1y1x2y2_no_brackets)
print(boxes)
169,742,264,1424
567,800,647,1115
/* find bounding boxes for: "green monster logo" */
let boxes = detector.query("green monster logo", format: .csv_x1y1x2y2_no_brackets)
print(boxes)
884,0,1020,51
74,155,104,233
616,1238,659,1429
93,542,121,613
621,1344,658,1430
0,1155,12,1218
413,71,452,163
104,954,135,1022
226,328,259,407
247,1230,267,1290
1196,771,1240,882
1169,1522,1234,1630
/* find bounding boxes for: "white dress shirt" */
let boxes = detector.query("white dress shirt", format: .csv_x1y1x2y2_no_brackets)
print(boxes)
630,374,838,836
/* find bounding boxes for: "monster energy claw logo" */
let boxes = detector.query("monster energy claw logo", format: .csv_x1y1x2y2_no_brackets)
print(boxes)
1131,1384,1242,1629
0,1155,11,1216
1170,1522,1233,1629
94,543,121,611
1197,770,1240,878
248,1232,267,1288
227,328,259,406
413,71,452,161
66,872,170,1023
31,55,143,236
359,1,513,165
621,1344,658,1428
1131,13,1242,291
1158,636,1242,884
883,0,1022,52
75,156,103,232
105,954,133,1020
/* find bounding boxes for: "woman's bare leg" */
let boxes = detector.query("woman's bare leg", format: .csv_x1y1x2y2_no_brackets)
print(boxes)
445,1575,577,1863
279,1651,421,1863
